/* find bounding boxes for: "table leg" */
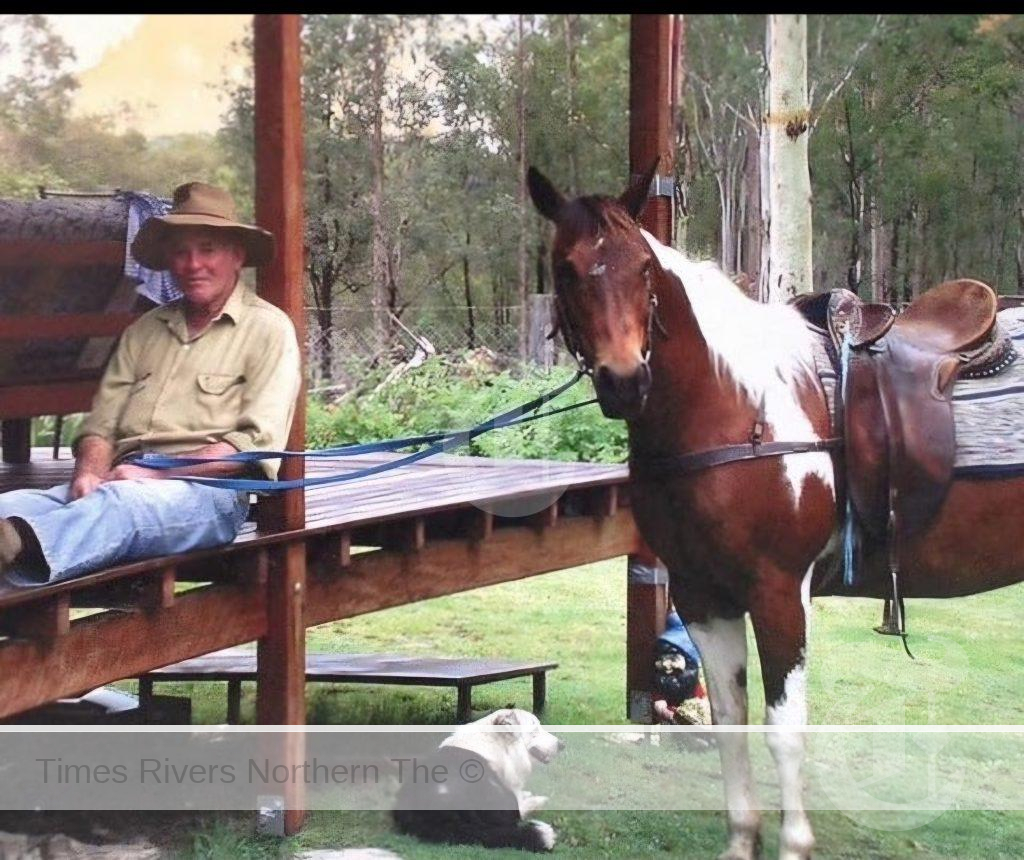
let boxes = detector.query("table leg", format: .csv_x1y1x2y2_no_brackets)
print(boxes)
138,678,153,721
457,684,472,723
532,672,547,714
227,679,242,724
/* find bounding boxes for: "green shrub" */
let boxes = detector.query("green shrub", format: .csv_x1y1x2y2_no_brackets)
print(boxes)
306,359,627,463
31,414,86,449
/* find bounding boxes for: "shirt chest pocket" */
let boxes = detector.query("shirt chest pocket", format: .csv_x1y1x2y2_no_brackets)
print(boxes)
197,373,244,396
194,373,245,427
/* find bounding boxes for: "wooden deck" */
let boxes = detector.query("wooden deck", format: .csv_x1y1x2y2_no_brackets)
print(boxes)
0,448,636,718
0,449,627,531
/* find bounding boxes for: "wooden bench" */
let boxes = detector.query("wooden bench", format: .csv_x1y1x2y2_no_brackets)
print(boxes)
137,648,557,723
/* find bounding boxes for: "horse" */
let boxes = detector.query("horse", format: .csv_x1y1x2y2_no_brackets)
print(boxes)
527,164,1024,860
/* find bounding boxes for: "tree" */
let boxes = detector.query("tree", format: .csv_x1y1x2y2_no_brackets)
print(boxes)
0,14,78,195
0,15,77,140
765,14,812,301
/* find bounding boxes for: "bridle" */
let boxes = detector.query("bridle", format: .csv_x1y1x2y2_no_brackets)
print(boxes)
550,263,667,378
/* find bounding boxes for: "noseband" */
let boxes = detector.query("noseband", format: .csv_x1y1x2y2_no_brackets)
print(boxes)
552,277,667,378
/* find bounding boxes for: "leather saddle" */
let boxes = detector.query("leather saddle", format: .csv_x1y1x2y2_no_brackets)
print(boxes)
794,279,1010,548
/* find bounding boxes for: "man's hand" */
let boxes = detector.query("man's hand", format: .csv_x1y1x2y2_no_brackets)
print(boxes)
105,464,162,482
70,471,105,500
71,435,116,500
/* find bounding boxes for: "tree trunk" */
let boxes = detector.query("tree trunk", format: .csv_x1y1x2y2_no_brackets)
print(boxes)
868,193,889,303
463,229,476,349
910,204,925,300
311,294,333,384
314,135,335,381
536,234,547,295
369,21,389,349
741,129,762,289
891,215,902,305
766,14,813,301
386,220,404,319
516,15,529,361
672,15,692,250
1017,203,1024,292
716,173,730,271
841,98,864,293
757,50,771,303
563,14,579,197
868,78,891,303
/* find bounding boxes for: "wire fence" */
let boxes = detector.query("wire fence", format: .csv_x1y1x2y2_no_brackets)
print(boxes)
306,301,564,395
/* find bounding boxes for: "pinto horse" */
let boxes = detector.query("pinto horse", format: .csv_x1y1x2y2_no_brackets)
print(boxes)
528,165,1024,860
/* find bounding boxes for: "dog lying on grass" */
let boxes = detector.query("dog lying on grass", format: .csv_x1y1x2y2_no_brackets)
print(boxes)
392,708,564,852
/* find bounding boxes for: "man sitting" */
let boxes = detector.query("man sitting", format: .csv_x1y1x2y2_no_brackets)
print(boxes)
0,182,301,585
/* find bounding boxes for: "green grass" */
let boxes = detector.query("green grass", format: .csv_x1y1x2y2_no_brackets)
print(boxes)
109,562,1024,858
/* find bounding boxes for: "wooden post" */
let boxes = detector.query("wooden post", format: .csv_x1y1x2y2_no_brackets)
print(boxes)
629,15,675,241
626,15,675,722
626,551,668,721
253,13,307,836
526,293,558,368
1,419,31,464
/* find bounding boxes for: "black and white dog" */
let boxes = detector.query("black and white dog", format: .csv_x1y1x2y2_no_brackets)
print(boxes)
393,708,564,852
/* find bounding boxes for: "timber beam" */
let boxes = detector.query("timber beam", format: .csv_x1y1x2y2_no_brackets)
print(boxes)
0,582,266,720
305,507,637,626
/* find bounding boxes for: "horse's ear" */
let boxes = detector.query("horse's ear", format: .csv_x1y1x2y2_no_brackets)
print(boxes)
527,167,566,222
618,158,660,221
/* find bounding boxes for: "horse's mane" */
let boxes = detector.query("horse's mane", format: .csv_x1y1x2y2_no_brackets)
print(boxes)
639,228,817,397
643,231,831,497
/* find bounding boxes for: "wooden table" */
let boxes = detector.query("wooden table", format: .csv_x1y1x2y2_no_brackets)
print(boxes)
138,648,557,723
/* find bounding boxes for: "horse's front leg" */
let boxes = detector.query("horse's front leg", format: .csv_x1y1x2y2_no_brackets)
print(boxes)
686,613,761,860
749,564,816,860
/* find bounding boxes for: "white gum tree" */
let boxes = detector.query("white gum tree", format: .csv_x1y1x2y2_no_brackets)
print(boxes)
765,14,812,301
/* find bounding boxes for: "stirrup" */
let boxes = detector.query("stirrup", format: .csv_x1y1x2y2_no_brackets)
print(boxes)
874,595,915,659
873,496,915,658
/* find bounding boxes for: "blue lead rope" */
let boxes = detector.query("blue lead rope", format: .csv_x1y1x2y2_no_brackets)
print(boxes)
839,334,858,587
132,373,594,492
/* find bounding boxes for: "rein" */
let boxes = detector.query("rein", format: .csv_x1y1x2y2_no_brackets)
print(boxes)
132,373,596,492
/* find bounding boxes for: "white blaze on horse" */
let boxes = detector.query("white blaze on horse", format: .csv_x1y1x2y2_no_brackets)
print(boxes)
529,164,1024,860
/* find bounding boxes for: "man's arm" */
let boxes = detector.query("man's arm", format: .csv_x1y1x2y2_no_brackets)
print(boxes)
70,317,140,498
71,435,116,499
218,312,302,480
106,441,254,481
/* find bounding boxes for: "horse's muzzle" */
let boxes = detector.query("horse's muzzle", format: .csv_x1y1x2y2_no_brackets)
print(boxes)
594,363,652,420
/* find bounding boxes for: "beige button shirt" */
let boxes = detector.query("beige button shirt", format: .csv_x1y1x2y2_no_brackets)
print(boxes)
74,284,301,480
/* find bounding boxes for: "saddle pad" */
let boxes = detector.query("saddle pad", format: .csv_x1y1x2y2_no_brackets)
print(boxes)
807,306,1024,478
950,305,1024,476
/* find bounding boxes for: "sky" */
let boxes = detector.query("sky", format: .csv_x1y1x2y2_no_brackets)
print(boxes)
3,14,502,138
2,14,249,137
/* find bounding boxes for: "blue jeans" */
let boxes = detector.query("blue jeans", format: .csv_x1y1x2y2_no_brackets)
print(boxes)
0,479,250,586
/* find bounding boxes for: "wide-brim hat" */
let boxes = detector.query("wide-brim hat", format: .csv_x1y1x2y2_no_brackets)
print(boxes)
130,182,275,270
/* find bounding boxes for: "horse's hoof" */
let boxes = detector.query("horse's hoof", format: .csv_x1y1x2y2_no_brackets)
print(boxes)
717,833,763,860
717,850,759,860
